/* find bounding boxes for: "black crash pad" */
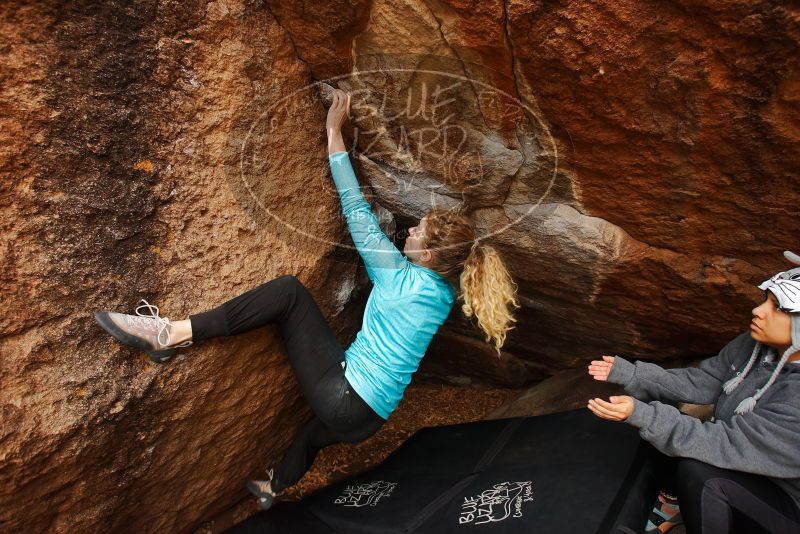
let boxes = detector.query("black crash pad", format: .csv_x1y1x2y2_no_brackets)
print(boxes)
227,409,658,534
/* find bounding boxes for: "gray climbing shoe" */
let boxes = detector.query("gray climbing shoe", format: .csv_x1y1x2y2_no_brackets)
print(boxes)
94,299,191,363
247,469,277,511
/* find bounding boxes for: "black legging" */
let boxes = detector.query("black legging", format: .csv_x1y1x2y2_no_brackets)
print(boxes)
651,448,800,533
189,275,385,493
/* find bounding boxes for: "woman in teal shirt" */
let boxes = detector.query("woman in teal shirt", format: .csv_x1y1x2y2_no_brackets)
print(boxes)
94,90,519,510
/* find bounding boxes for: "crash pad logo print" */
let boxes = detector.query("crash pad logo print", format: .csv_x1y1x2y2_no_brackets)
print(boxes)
334,481,397,507
458,481,534,525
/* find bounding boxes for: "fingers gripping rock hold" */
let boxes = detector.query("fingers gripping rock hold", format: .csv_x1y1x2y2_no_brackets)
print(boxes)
319,83,351,116
318,82,338,107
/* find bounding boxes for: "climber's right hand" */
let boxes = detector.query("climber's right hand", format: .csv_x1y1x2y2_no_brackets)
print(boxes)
588,355,615,381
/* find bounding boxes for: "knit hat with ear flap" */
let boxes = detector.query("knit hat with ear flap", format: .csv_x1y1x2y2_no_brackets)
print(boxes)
723,251,800,415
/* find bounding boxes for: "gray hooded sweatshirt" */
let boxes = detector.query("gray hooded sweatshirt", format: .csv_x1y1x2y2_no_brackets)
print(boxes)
608,332,800,508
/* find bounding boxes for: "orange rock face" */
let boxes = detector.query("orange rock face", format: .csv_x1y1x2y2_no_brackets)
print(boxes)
270,0,798,381
1,1,366,532
2,0,798,531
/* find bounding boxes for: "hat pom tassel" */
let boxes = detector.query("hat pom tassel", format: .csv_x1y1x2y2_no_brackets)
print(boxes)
723,376,743,395
734,396,758,415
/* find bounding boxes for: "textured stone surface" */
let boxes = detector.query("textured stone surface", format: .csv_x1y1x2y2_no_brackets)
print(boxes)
485,367,713,428
3,0,799,532
1,1,367,532
486,368,623,420
269,0,799,383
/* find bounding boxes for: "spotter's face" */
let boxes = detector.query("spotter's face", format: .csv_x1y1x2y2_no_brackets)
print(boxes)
751,292,792,349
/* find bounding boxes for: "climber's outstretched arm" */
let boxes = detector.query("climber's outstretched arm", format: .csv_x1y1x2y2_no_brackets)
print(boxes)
325,90,407,284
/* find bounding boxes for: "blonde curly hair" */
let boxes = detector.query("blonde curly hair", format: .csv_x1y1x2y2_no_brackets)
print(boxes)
422,208,520,354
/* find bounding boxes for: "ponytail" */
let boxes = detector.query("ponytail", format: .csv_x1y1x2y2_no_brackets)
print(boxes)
458,242,520,355
423,208,520,355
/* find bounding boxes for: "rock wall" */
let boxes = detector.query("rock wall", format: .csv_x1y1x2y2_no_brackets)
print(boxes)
1,1,367,532
2,0,798,532
265,0,799,384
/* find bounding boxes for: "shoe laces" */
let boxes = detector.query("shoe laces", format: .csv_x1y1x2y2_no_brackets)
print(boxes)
131,299,192,349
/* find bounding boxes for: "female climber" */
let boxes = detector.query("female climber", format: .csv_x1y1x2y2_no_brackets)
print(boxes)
94,88,519,510
587,251,800,534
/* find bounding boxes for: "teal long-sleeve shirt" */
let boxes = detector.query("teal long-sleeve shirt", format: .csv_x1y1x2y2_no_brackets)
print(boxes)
329,151,457,419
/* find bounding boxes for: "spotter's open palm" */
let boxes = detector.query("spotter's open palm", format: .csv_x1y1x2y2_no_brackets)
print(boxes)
588,355,615,381
587,395,634,422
